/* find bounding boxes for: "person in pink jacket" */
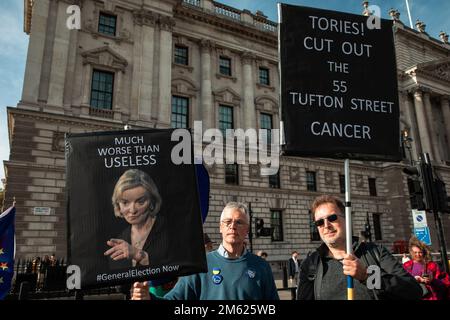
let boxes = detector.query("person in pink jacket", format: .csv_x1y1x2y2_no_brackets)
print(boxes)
403,236,447,300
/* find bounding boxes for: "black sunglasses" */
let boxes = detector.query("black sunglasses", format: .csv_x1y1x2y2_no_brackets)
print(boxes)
314,214,342,227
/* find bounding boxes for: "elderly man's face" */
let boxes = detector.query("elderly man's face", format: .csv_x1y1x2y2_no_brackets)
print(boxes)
220,208,249,247
314,203,346,248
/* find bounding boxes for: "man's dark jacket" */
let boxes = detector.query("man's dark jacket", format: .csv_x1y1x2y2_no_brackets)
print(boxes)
287,257,300,278
296,240,424,300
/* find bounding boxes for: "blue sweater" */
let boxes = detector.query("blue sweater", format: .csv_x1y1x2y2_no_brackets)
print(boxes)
162,250,279,300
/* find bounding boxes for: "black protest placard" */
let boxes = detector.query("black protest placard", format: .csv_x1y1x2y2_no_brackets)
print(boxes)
66,129,207,288
279,4,401,161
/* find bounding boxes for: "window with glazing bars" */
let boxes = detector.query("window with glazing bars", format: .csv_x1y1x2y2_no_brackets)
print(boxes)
368,178,377,196
219,105,233,136
306,171,317,192
225,164,239,185
271,210,283,241
259,67,270,85
260,113,273,145
98,13,117,36
171,96,189,128
219,56,231,76
339,174,345,194
174,45,188,65
90,70,114,109
269,170,280,189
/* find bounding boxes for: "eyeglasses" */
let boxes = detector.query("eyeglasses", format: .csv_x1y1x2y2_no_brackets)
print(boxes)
314,214,343,227
221,219,248,228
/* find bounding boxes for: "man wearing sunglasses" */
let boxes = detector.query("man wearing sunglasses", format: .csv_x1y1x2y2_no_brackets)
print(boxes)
131,202,279,300
297,195,423,300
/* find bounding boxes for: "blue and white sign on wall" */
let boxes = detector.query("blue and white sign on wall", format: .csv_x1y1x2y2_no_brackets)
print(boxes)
414,227,431,246
412,209,428,229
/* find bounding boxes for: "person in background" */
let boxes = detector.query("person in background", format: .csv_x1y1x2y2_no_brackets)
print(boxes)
403,236,447,300
402,253,411,264
256,250,268,260
287,251,300,285
204,233,215,253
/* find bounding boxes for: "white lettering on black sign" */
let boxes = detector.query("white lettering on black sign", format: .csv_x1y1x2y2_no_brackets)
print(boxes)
279,4,400,161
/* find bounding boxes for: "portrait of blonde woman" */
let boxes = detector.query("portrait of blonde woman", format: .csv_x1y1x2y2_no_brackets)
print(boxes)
104,169,162,267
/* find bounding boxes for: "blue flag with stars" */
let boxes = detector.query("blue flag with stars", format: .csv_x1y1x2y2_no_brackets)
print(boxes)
0,206,15,300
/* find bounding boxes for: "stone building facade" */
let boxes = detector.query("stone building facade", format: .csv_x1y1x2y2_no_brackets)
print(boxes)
3,0,450,260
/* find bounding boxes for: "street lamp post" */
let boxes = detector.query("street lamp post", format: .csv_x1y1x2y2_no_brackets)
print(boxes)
401,129,414,165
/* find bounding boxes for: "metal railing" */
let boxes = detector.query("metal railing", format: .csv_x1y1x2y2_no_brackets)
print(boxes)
214,3,241,21
183,0,201,7
5,258,122,300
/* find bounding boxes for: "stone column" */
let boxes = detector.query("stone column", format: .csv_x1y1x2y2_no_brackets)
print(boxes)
413,89,433,158
440,96,450,157
400,91,418,161
242,52,256,130
423,91,442,161
21,0,51,104
200,39,214,130
47,1,72,107
157,15,175,127
114,71,124,120
131,10,156,122
80,63,92,109
63,27,79,109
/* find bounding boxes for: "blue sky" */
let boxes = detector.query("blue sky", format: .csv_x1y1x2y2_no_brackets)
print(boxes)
0,0,449,184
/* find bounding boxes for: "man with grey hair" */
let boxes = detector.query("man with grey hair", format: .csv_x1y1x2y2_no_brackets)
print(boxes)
131,202,279,300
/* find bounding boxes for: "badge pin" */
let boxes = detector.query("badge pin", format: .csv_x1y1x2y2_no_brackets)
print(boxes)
247,270,255,279
212,274,223,284
212,268,221,275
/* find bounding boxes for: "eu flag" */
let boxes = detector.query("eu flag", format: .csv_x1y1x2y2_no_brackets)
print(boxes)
0,206,15,300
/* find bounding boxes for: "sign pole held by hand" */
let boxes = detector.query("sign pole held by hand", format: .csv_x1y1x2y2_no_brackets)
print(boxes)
344,159,354,300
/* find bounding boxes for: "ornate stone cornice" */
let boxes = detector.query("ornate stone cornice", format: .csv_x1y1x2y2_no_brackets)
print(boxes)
81,46,128,72
410,85,432,96
24,0,33,35
241,51,256,64
174,4,277,47
199,39,215,53
159,15,176,31
213,87,241,106
8,107,120,131
133,9,157,27
440,95,450,103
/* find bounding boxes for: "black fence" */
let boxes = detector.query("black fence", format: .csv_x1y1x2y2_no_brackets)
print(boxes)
5,258,124,300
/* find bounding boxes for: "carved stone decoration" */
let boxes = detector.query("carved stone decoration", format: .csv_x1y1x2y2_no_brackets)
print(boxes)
268,197,287,210
249,164,260,179
133,9,156,27
289,166,300,183
199,39,215,53
324,171,333,185
85,18,95,32
434,63,450,81
69,0,85,9
241,51,256,65
355,175,364,188
410,58,450,83
52,132,66,152
213,87,241,106
255,95,278,113
159,15,176,31
171,76,199,97
81,46,128,71
119,28,131,40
